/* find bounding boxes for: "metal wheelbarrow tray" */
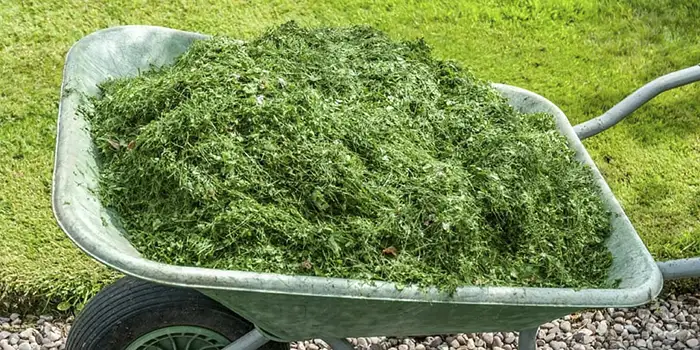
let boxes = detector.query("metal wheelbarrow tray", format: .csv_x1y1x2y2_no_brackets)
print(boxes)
53,26,664,345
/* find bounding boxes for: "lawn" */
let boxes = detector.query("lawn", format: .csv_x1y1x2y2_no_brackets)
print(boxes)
1,0,699,310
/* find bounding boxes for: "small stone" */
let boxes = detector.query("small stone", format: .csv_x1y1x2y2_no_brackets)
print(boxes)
0,333,8,340
430,337,443,347
594,311,605,321
18,343,31,350
307,344,319,350
473,339,484,348
10,319,21,326
586,323,596,333
503,333,515,344
370,338,381,345
677,314,687,323
541,323,556,329
8,334,18,345
625,325,639,334
560,321,571,333
493,336,503,348
502,346,511,350
635,339,646,348
545,333,556,342
358,339,369,347
450,339,460,349
1,324,9,331
452,335,464,346
637,309,651,320
572,344,585,350
673,341,686,349
399,345,409,350
614,317,625,324
19,329,34,340
686,339,699,347
550,341,567,350
415,344,425,350
480,333,492,346
8,315,19,322
465,339,475,350
613,324,624,333
597,321,608,336
677,330,691,342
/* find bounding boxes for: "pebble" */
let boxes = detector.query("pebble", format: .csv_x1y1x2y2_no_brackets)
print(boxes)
479,333,491,346
492,336,503,348
686,338,699,347
625,325,640,334
678,330,691,342
429,337,442,347
551,340,567,350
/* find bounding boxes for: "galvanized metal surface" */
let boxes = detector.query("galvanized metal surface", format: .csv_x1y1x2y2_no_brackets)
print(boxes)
573,64,700,140
222,330,269,350
657,258,700,280
53,25,663,342
517,328,539,350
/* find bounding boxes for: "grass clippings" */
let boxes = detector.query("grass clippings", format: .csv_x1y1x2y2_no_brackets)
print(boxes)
83,22,614,291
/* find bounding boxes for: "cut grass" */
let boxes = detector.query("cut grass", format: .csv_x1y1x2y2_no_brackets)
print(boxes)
1,0,698,309
85,23,614,290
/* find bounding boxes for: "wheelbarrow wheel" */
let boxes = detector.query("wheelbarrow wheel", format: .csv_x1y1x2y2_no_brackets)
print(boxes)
65,276,289,350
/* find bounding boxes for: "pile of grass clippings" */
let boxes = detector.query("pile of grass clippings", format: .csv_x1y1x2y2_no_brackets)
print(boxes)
83,22,614,291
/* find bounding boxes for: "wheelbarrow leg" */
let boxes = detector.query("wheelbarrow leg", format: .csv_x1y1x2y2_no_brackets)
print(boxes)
518,328,538,350
326,338,355,350
222,329,270,350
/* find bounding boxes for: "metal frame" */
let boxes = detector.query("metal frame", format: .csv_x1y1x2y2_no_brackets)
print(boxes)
231,64,700,350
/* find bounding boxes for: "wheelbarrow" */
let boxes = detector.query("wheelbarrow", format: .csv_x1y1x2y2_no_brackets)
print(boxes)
52,26,700,350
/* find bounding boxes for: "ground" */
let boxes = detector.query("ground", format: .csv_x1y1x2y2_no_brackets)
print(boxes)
0,0,699,310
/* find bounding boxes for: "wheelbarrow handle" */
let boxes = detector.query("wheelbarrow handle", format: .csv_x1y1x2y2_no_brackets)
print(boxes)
573,64,700,140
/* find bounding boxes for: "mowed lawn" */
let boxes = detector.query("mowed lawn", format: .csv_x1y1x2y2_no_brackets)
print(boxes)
1,0,698,309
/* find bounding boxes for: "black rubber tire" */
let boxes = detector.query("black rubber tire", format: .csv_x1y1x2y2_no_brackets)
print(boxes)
66,276,289,350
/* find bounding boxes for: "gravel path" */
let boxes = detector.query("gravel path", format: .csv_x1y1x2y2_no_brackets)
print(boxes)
2,293,698,350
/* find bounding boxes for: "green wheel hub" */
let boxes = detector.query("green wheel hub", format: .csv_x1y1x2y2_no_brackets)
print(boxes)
125,326,231,350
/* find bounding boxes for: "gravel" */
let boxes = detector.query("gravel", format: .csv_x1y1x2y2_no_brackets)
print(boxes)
2,293,699,349
0,315,70,350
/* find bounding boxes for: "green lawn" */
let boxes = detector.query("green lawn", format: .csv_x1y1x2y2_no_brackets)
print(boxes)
1,0,699,310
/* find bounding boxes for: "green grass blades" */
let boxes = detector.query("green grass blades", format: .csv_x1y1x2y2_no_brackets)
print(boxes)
84,22,614,291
